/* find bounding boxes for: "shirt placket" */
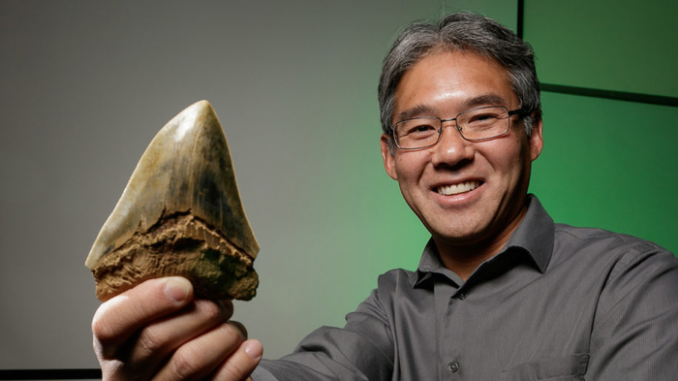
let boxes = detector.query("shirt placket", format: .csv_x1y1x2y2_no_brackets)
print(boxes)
434,277,467,381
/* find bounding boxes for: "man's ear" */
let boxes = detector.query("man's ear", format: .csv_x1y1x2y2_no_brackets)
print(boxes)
380,134,398,180
529,116,544,162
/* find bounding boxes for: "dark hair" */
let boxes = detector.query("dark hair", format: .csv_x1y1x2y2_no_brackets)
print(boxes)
378,13,540,144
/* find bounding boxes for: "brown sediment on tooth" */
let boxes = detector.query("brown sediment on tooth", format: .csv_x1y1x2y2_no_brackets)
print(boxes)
86,100,259,301
92,213,257,301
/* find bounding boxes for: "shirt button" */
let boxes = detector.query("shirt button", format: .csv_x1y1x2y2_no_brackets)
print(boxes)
458,293,467,300
447,361,460,373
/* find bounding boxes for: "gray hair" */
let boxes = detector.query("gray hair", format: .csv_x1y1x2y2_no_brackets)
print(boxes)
378,13,541,145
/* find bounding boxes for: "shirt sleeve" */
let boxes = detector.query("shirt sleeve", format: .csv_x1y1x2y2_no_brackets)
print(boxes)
252,279,396,381
587,243,678,380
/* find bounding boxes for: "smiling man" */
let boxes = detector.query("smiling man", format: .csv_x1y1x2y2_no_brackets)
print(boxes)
380,48,542,279
92,13,678,381
253,13,678,381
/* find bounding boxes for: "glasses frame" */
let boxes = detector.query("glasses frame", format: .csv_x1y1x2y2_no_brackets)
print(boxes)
391,106,524,150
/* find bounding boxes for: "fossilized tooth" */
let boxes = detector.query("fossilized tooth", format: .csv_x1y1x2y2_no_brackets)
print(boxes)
85,100,259,301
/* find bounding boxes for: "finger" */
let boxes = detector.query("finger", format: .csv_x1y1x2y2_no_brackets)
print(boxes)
228,320,247,339
213,339,263,381
129,300,231,376
220,299,235,321
92,277,193,358
152,321,246,381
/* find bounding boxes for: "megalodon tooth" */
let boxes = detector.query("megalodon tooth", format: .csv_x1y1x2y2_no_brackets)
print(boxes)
86,100,259,301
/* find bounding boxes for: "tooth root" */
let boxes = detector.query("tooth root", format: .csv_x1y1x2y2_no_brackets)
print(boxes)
85,100,259,301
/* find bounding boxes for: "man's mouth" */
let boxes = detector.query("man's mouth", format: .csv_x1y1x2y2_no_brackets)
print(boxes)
435,180,481,196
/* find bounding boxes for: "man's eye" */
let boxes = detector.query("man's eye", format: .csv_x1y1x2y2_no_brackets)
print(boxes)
406,124,436,135
469,113,499,123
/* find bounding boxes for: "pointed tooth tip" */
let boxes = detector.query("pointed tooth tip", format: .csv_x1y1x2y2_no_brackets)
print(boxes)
159,100,221,140
187,100,215,115
170,100,217,124
191,99,213,111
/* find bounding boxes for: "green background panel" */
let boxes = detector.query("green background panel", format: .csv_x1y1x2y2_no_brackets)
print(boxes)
530,91,678,254
524,0,678,98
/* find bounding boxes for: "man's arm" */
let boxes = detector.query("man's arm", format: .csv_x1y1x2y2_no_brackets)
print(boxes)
92,277,263,381
587,247,678,380
252,275,397,381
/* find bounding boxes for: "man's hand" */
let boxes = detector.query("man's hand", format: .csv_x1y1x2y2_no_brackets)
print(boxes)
91,277,263,381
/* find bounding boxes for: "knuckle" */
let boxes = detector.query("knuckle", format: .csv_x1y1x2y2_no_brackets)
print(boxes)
196,300,223,323
170,347,201,380
221,361,249,381
137,326,165,356
99,360,129,381
91,313,116,347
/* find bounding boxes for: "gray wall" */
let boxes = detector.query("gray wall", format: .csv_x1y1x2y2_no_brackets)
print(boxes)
0,0,516,368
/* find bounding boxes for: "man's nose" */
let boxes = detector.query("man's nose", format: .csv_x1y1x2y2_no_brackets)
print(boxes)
431,124,474,167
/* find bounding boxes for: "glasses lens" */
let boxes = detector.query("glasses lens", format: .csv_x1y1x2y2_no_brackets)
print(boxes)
394,117,440,149
457,106,509,140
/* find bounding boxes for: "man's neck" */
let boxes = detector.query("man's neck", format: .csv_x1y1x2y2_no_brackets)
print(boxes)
435,205,528,281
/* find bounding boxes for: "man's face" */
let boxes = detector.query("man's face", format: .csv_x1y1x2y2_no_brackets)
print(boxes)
380,50,543,250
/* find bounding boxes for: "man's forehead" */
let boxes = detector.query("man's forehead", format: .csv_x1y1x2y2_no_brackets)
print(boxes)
397,50,511,92
393,51,516,122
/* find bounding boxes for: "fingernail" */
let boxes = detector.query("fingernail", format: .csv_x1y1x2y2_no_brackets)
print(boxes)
164,277,191,303
244,340,263,360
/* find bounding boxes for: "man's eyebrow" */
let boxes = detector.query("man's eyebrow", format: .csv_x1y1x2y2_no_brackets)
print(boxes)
461,94,509,109
394,105,437,124
394,94,511,124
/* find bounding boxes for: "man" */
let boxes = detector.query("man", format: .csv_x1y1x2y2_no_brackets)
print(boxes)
92,13,678,381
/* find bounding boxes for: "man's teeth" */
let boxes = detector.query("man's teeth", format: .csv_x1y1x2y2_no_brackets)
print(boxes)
436,181,480,195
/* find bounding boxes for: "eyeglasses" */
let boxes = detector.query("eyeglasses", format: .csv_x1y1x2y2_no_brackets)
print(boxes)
391,106,524,150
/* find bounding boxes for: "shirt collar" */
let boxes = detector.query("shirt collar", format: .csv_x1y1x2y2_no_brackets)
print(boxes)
411,194,554,287
503,194,554,273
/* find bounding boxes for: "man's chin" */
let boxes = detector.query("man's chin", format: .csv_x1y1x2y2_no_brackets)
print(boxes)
428,223,493,248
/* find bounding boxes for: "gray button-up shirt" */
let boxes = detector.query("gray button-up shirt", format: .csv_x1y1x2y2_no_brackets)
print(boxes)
253,196,678,380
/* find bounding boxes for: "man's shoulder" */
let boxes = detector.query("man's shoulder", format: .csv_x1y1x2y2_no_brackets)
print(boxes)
360,268,427,307
551,223,677,281
554,223,670,255
375,268,417,290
